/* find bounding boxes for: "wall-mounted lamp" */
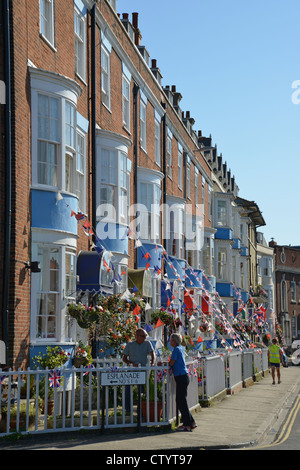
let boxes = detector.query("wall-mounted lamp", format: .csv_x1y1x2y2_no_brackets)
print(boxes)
24,261,41,273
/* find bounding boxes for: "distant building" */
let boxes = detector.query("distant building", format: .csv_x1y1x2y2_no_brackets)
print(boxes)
269,240,300,347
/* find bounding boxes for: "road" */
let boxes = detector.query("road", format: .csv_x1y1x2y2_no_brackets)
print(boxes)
249,393,300,450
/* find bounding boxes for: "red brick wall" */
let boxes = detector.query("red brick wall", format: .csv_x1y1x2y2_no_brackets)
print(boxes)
4,0,214,366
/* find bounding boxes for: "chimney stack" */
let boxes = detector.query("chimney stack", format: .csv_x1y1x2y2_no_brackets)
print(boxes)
132,12,142,46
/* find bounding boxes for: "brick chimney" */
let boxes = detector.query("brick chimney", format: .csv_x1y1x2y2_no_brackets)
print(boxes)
132,12,142,46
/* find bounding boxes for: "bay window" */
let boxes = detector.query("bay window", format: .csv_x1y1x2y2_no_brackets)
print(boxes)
217,200,227,226
136,167,163,243
30,68,86,202
31,239,77,342
96,130,132,227
165,197,185,259
218,247,227,281
37,94,59,187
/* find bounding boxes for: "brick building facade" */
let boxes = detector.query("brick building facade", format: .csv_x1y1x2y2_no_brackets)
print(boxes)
0,0,274,368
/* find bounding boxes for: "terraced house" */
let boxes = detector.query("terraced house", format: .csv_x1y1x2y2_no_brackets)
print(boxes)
0,0,274,368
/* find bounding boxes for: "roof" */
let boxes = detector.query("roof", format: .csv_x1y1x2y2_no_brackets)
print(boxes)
235,196,266,227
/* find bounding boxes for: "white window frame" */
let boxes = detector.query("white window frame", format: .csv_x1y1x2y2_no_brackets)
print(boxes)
165,197,186,259
217,200,227,226
155,115,161,166
40,0,55,48
96,130,132,226
195,167,199,205
74,5,86,82
167,129,172,178
30,68,83,198
186,156,191,200
30,230,77,343
202,176,206,216
217,246,228,281
76,128,87,213
136,168,163,243
140,98,147,151
178,144,183,189
101,44,111,110
122,74,131,131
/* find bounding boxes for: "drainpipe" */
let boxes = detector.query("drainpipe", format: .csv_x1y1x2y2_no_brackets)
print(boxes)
162,105,167,250
2,0,12,365
91,3,96,236
133,82,139,269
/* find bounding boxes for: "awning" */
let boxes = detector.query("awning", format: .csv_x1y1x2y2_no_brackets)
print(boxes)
76,250,113,293
137,242,162,270
165,256,186,281
128,268,152,297
185,268,202,289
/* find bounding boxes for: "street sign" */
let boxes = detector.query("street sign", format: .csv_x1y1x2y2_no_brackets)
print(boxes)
101,370,146,386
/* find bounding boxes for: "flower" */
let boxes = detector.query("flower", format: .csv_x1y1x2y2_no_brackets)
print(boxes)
150,309,182,332
32,346,70,370
73,341,92,366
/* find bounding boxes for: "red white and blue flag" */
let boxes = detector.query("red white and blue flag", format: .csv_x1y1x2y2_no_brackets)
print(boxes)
49,370,61,388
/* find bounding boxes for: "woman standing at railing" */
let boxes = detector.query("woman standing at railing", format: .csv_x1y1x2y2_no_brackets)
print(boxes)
169,333,197,432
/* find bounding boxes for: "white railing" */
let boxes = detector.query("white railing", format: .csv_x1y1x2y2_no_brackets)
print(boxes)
199,354,226,400
0,359,199,436
0,349,269,436
253,349,263,374
242,350,254,382
226,351,243,391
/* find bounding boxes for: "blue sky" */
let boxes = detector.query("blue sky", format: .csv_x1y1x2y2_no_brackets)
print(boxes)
118,0,300,246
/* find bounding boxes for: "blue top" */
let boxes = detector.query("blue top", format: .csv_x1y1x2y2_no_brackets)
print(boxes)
170,345,188,376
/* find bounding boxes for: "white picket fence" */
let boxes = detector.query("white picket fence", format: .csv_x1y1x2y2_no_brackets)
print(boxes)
0,349,269,437
198,348,269,401
0,359,199,436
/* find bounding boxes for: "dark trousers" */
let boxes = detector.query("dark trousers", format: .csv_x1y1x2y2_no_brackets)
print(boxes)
175,374,194,426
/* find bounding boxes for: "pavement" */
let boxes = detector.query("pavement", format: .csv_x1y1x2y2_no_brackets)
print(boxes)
1,364,300,451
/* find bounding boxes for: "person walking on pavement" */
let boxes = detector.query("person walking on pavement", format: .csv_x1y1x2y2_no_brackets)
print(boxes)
268,338,283,384
169,333,197,432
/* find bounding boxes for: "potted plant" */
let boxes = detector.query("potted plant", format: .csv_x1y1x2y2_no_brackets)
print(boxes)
32,346,70,415
72,341,92,368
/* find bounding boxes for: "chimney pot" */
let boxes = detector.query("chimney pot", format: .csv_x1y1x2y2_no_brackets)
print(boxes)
122,13,129,19
132,12,138,28
151,59,157,68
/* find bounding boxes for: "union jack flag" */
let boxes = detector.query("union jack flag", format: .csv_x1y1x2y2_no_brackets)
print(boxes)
188,366,198,378
0,375,7,386
83,364,95,376
49,370,61,388
156,369,167,383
